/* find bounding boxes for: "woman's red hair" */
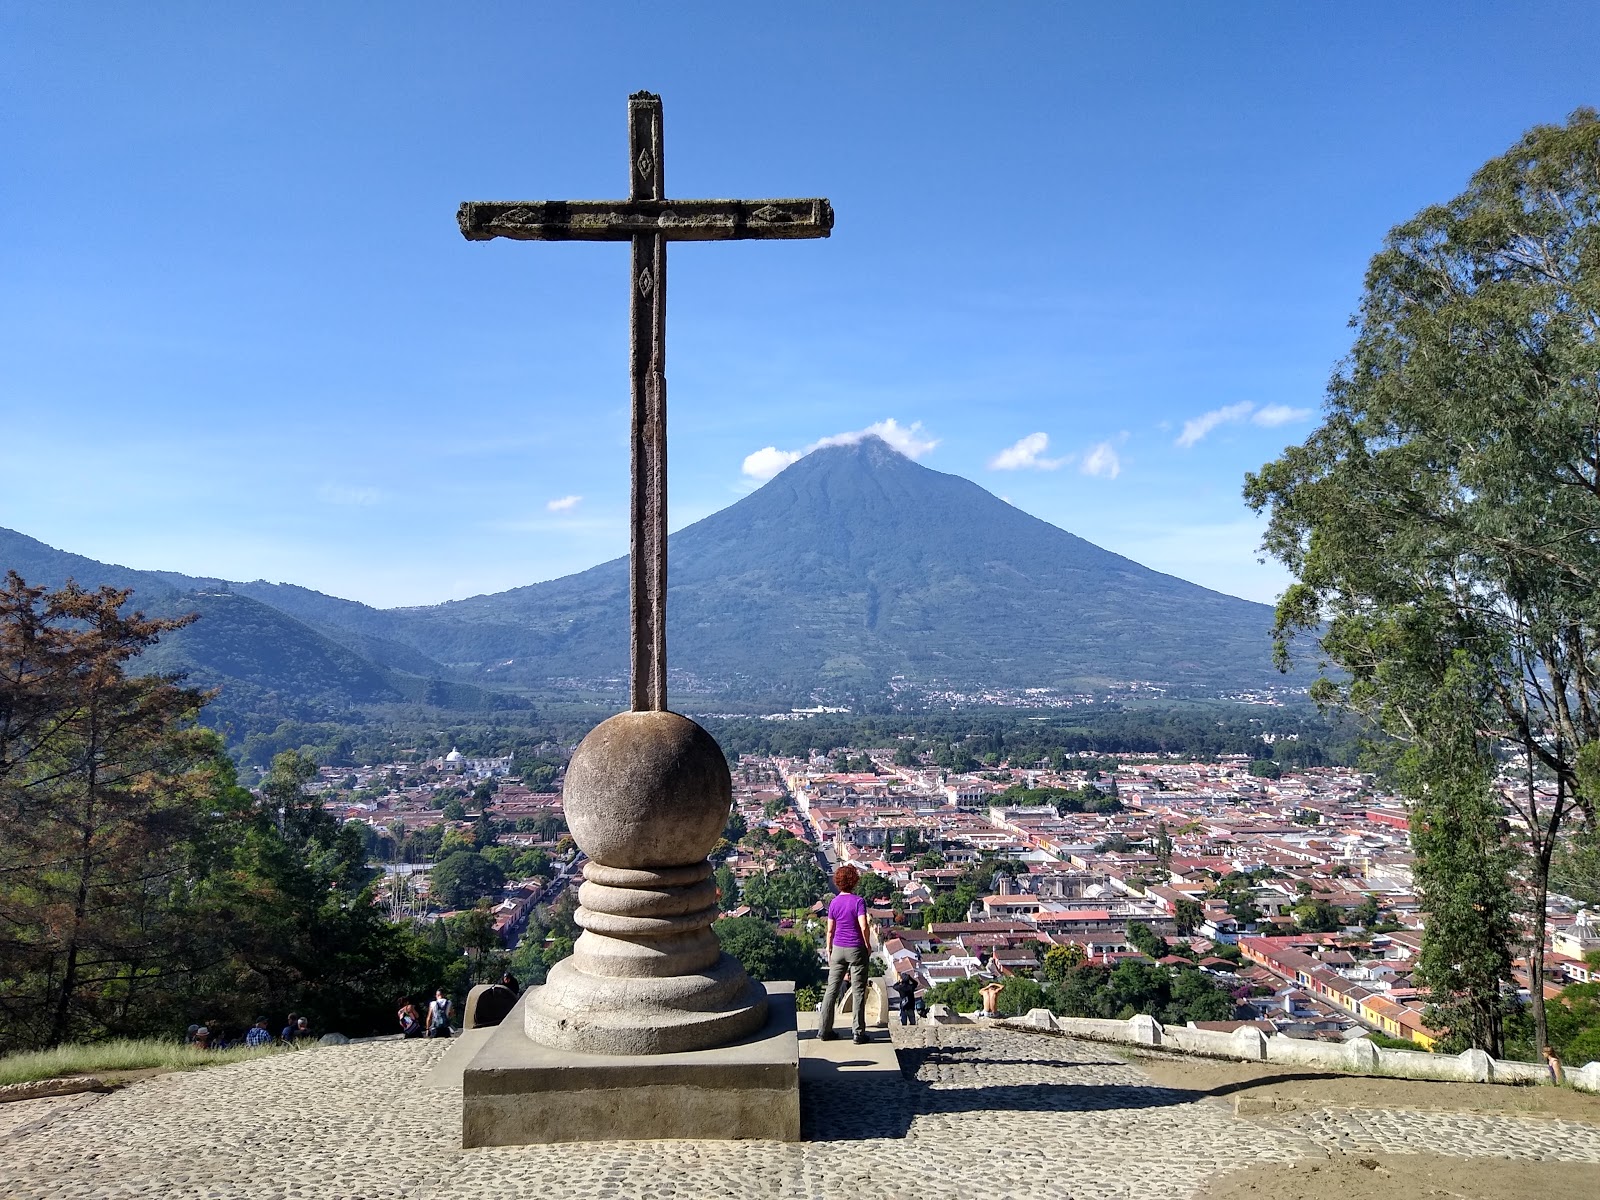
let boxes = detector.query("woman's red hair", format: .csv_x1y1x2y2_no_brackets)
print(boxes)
833,864,860,892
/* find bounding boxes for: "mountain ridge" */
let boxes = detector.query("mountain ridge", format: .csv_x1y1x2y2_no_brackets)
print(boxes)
1,438,1300,714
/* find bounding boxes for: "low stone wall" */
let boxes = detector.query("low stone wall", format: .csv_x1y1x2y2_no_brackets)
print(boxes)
0,1075,110,1104
996,1009,1600,1094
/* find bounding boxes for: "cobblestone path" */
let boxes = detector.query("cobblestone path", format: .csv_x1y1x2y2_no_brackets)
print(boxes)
0,1027,1593,1200
1277,1105,1600,1162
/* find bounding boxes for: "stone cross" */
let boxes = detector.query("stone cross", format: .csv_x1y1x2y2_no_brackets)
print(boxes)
459,91,833,712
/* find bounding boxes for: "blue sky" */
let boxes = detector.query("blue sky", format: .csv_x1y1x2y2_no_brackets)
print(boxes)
4,4,1598,608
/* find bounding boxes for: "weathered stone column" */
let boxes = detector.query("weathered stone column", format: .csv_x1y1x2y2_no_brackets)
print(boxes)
525,710,767,1055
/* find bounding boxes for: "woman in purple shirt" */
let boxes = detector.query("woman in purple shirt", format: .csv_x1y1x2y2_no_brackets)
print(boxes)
817,864,873,1044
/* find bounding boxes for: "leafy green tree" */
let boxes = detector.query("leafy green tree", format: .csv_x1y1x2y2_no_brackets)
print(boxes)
923,976,984,1013
1040,943,1087,986
1248,760,1282,780
1048,963,1112,1018
542,890,580,943
1224,892,1260,928
1553,826,1600,907
712,916,823,989
479,845,516,875
508,931,550,988
1170,968,1235,1022
441,799,467,821
519,759,560,791
1126,922,1169,960
1543,966,1600,1066
926,883,978,926
205,751,455,1038
1105,960,1172,1019
857,872,892,904
1292,898,1345,933
443,906,503,983
1174,898,1205,937
1403,658,1517,1056
1245,109,1600,1059
515,811,565,841
995,976,1045,1017
429,850,506,910
714,863,740,911
512,848,551,879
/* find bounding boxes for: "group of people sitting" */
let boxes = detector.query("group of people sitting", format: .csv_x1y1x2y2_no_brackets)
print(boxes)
187,1014,313,1050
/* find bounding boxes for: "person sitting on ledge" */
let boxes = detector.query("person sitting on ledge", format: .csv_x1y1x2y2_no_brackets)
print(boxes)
816,864,872,1045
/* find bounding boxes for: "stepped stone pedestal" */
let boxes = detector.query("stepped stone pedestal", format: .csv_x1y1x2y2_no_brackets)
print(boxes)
462,983,798,1146
461,710,797,1145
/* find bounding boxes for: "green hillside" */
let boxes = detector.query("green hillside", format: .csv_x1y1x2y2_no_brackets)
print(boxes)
0,529,516,730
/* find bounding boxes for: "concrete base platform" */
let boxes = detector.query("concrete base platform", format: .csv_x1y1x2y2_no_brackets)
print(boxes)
420,1026,495,1092
461,982,799,1147
796,1008,902,1083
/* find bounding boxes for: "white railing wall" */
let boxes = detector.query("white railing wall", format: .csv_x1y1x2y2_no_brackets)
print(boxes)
974,1008,1600,1094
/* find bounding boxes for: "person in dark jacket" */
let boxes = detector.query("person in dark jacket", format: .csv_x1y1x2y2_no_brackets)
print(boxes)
893,973,918,1025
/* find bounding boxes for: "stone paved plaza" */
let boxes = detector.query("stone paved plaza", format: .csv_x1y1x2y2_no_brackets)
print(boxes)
1,1026,1597,1200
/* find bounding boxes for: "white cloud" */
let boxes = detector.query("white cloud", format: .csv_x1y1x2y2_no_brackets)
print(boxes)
318,484,381,506
1080,441,1122,479
813,418,940,460
545,494,583,513
1175,401,1255,448
741,446,804,482
989,432,1067,471
741,418,939,481
1252,404,1313,428
1173,402,1316,447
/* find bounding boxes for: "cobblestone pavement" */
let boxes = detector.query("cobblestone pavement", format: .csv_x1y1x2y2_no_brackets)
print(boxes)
0,1027,1593,1200
1275,1105,1600,1162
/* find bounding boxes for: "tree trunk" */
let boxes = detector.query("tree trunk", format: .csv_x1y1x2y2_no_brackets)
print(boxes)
1528,850,1550,1059
1526,770,1565,1060
46,817,95,1047
47,712,99,1049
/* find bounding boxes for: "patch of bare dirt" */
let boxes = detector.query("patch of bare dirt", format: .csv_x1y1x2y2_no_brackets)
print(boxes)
1131,1050,1600,1125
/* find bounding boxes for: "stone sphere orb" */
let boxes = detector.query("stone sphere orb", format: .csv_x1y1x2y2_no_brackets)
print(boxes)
563,710,732,869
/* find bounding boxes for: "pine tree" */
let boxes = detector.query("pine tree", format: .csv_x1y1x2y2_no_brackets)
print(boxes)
0,574,213,1047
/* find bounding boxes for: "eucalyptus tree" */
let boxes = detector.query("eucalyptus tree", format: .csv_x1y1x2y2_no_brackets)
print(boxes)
1245,109,1600,1054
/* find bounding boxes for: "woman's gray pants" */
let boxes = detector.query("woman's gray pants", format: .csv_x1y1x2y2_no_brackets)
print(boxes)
817,944,869,1037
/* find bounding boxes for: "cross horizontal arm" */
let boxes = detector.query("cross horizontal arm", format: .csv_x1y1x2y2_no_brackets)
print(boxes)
459,198,833,243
